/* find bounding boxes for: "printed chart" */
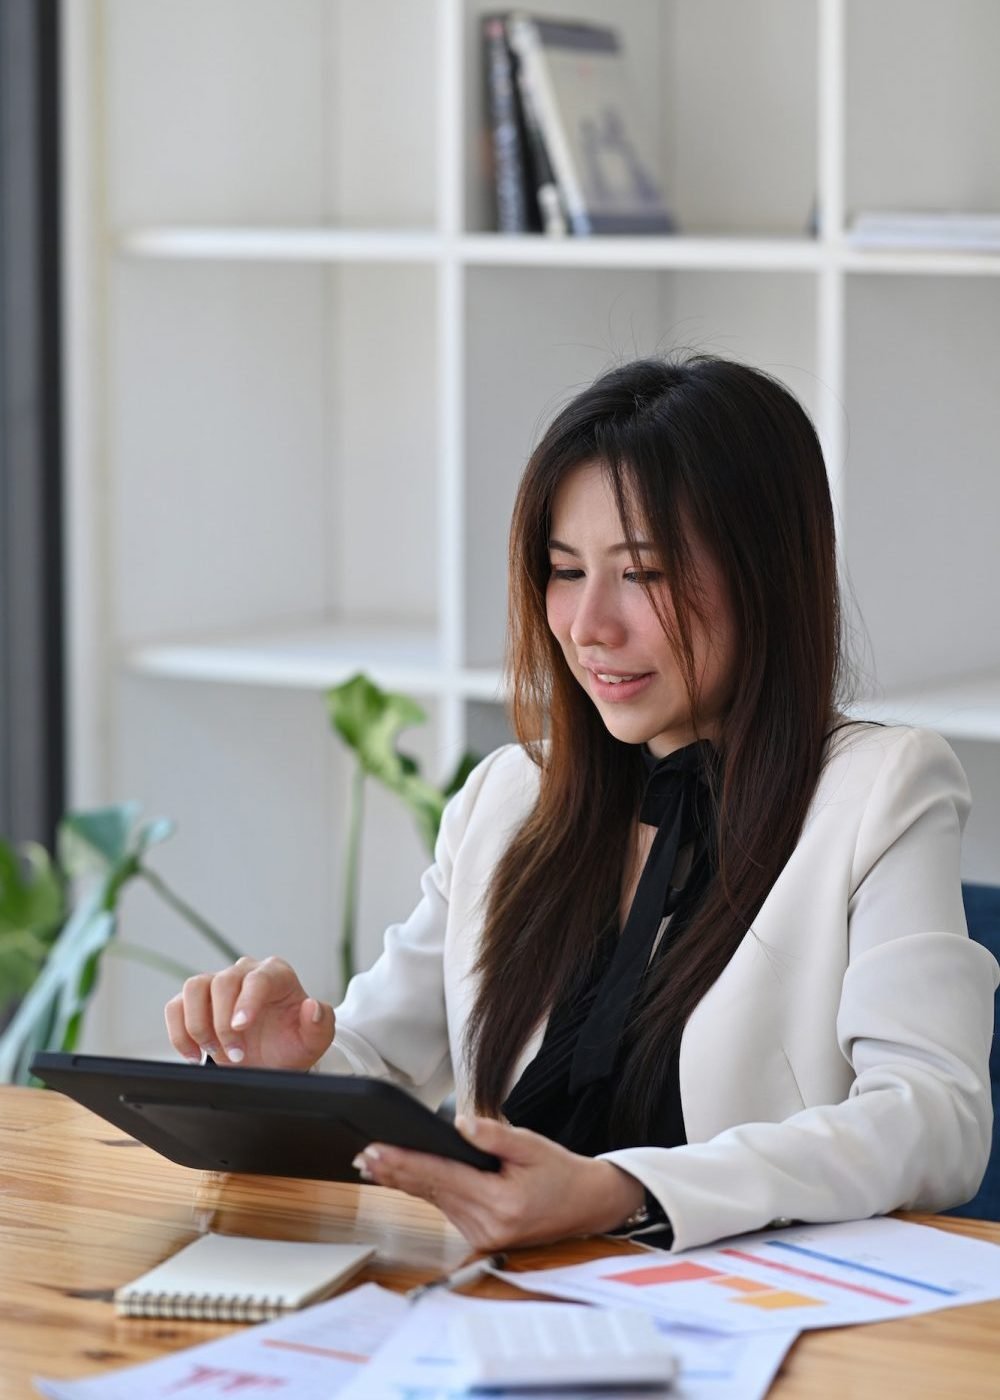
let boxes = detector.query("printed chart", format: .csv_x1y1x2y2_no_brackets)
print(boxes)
511,1216,1000,1334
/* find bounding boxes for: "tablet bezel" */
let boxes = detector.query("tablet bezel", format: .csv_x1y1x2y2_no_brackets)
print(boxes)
29,1051,500,1180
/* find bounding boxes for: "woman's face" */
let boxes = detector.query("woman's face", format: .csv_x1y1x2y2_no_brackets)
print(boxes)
545,462,736,758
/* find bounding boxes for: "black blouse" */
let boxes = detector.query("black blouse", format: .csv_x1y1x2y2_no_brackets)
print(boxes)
502,740,718,1158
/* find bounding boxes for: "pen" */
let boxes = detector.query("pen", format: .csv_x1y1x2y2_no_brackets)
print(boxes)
405,1253,507,1302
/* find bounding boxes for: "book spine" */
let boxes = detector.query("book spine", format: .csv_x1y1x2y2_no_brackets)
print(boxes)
507,14,590,236
508,35,567,236
482,16,530,233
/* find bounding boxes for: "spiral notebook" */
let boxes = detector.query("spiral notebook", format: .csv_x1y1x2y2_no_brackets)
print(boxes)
114,1233,375,1321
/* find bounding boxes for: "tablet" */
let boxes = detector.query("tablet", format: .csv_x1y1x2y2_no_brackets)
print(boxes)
29,1051,501,1180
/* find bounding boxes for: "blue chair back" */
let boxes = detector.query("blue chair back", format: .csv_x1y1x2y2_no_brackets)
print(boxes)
943,883,1000,1221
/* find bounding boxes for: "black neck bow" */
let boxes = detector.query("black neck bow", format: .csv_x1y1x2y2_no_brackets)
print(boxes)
503,740,718,1156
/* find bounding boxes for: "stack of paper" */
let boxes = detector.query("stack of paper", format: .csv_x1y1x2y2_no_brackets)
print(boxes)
34,1218,1000,1400
847,210,1000,252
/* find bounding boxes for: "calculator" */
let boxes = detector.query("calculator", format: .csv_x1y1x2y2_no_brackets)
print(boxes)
449,1302,678,1391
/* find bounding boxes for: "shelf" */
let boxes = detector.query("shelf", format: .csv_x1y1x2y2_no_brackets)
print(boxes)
458,234,823,272
116,227,443,263
122,622,509,705
122,621,445,693
852,674,1000,744
114,227,1000,279
117,227,824,271
840,248,1000,277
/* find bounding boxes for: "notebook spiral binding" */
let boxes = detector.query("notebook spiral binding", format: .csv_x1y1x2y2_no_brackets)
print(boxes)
117,1289,286,1321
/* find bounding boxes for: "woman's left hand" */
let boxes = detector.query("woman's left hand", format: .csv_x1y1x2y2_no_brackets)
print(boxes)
353,1116,645,1250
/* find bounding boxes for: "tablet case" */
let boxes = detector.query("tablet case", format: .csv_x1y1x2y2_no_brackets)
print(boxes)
29,1052,500,1180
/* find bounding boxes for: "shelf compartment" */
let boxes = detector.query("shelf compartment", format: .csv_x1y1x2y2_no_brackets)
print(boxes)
463,0,817,238
846,0,1000,226
843,274,1000,697
110,259,440,646
104,0,438,230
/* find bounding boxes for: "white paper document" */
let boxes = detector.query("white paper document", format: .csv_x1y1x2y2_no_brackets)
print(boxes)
337,1291,796,1400
34,1283,408,1400
503,1217,1000,1334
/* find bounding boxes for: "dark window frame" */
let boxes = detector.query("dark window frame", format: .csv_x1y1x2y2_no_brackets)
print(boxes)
0,0,64,845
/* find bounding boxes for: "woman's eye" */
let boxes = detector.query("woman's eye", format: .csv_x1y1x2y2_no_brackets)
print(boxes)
625,569,663,584
550,566,584,581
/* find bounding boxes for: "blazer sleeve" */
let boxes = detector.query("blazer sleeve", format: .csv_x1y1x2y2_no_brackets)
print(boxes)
313,746,516,1108
600,728,999,1251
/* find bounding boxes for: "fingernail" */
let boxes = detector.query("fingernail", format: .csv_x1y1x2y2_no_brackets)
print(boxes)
364,1145,382,1162
225,1046,244,1063
311,1000,323,1025
231,1009,248,1029
201,1044,221,1058
183,1053,201,1064
351,1154,365,1171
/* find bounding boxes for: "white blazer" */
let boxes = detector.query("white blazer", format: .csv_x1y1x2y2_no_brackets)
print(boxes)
320,724,998,1251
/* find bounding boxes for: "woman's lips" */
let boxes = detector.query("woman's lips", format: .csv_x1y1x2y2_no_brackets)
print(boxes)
584,667,655,703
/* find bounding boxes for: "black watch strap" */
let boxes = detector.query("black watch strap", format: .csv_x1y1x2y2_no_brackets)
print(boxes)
609,1187,674,1246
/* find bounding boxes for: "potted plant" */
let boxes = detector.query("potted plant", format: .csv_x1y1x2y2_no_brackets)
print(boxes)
0,805,241,1084
0,673,481,1085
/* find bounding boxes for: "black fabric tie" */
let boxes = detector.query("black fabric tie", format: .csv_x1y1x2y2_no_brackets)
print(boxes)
568,741,713,1094
502,740,717,1157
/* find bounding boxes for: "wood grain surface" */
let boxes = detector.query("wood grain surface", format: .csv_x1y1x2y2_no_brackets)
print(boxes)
1,1085,998,1399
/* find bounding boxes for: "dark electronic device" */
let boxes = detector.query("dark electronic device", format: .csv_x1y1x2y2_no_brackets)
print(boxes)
30,1051,500,1180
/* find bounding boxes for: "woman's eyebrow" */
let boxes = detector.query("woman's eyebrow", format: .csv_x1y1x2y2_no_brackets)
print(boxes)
548,538,656,555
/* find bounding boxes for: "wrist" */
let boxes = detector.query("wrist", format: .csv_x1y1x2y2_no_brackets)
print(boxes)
589,1162,647,1234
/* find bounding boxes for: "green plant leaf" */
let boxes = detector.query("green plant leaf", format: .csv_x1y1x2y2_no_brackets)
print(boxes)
327,674,426,777
0,841,66,1005
0,840,65,936
325,675,482,994
0,929,55,1003
0,884,116,1085
57,804,142,875
58,804,178,912
327,675,447,855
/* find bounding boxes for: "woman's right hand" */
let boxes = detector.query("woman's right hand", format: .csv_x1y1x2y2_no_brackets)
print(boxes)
164,956,335,1071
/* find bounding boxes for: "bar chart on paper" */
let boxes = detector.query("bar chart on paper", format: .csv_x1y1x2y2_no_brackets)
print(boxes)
508,1217,1000,1334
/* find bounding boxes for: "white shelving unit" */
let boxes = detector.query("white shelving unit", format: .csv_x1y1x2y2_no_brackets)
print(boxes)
63,0,1000,1055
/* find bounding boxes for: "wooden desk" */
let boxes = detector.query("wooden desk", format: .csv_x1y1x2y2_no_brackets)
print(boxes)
2,1085,998,1400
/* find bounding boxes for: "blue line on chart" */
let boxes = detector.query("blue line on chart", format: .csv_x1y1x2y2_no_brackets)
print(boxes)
764,1241,959,1297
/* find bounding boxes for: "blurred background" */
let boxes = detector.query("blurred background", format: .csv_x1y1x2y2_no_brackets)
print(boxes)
2,0,999,1061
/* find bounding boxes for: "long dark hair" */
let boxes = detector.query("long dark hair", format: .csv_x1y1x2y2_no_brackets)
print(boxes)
464,356,845,1140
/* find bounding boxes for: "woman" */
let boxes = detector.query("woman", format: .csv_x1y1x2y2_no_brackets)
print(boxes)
165,356,997,1253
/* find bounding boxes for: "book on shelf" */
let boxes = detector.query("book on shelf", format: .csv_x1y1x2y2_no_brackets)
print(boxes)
504,12,674,237
847,210,1000,252
482,13,565,235
482,14,537,233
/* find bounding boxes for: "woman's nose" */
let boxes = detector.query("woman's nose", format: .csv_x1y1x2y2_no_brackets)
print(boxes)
569,582,626,649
